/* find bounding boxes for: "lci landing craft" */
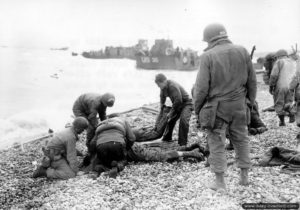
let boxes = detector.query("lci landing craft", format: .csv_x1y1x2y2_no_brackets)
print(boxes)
135,39,200,71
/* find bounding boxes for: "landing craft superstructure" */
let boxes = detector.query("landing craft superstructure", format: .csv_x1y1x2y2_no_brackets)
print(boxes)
135,39,200,71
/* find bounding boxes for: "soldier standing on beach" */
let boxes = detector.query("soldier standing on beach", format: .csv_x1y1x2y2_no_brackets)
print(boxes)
269,49,297,126
154,73,193,146
72,92,115,150
193,23,257,190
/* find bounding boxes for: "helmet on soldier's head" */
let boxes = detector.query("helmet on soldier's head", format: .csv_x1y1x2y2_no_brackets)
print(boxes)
275,49,288,58
203,23,228,43
265,52,275,60
72,117,89,130
101,93,115,107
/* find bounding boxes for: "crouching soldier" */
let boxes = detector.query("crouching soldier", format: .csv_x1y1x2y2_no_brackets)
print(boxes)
89,117,206,178
154,73,193,146
88,116,136,178
72,92,115,149
32,117,89,179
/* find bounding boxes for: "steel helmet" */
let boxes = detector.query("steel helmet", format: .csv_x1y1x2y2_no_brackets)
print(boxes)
203,23,228,43
102,93,115,107
275,49,288,58
72,117,89,130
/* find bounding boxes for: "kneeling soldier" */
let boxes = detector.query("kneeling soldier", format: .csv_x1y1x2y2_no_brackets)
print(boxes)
32,117,89,179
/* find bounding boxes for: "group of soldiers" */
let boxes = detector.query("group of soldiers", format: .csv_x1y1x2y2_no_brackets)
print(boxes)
32,23,299,191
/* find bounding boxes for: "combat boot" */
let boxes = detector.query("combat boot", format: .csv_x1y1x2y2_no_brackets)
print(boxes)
94,164,107,176
108,167,118,179
239,168,249,186
182,149,205,161
256,127,268,134
278,115,285,126
32,166,47,178
208,172,226,191
107,161,119,178
289,114,295,123
248,128,257,136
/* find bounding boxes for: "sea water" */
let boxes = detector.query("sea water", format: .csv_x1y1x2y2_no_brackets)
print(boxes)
0,47,198,149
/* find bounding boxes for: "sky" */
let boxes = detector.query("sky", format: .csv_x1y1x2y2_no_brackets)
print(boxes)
0,0,299,52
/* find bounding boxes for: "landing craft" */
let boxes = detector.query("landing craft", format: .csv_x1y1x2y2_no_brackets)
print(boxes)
135,39,200,71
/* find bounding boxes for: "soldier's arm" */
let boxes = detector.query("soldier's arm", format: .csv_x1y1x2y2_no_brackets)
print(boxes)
289,70,300,91
66,138,79,174
99,106,107,121
87,109,98,128
160,90,167,108
246,52,257,105
168,85,183,116
269,61,281,88
194,55,210,115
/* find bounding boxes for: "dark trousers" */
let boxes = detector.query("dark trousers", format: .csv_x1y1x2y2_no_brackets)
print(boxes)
96,142,126,167
162,104,193,146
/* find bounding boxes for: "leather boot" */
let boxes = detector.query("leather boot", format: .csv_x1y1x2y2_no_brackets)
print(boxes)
108,167,118,179
289,114,295,123
248,128,257,135
256,127,268,134
182,149,204,161
239,168,249,186
32,166,47,178
278,115,285,126
208,172,226,190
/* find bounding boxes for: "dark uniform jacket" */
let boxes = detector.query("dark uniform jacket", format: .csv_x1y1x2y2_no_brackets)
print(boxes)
194,39,257,116
73,93,107,128
160,80,192,118
94,117,136,147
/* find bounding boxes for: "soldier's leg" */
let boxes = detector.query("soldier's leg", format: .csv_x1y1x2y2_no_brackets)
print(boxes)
130,143,203,162
207,117,228,190
178,104,193,146
130,143,172,162
46,158,76,179
285,90,295,123
162,114,180,142
229,110,251,186
274,89,286,126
